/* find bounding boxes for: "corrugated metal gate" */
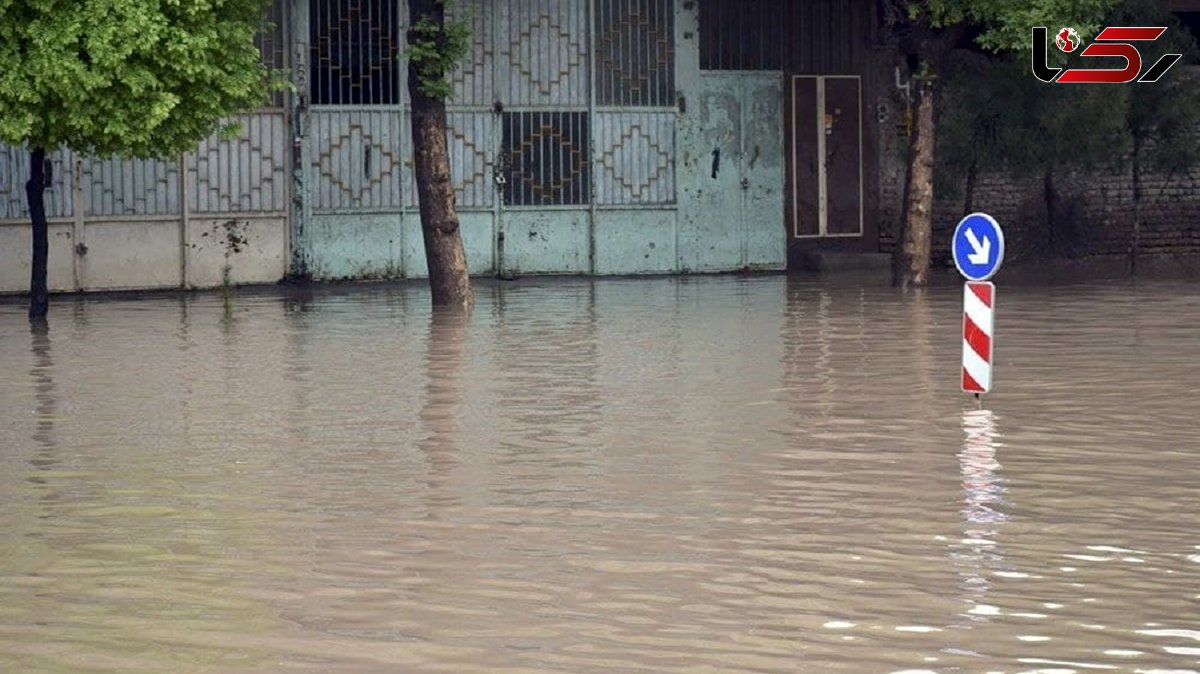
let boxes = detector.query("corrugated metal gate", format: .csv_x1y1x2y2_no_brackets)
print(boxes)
299,0,679,278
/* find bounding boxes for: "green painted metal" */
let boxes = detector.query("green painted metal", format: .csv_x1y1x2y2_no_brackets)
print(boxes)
499,211,591,277
292,0,789,280
290,0,792,278
675,72,786,273
592,209,677,275
402,212,496,279
743,75,788,270
676,75,745,272
308,213,404,280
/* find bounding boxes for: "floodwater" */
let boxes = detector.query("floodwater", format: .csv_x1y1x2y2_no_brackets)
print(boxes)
1,275,1198,674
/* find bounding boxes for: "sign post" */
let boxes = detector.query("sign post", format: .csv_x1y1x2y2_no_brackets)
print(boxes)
951,213,1005,396
961,281,995,394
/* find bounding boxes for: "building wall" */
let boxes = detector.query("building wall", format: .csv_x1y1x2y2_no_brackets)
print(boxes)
875,126,1200,268
0,0,876,294
296,0,790,281
873,60,1200,266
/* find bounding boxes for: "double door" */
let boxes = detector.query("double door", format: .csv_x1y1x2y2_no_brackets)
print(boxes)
789,75,863,240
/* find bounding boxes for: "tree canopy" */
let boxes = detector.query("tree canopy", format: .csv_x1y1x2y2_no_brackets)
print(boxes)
0,0,274,157
937,0,1200,186
910,0,1124,51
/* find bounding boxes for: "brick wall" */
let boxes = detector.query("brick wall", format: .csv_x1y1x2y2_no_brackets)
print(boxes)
875,91,1200,266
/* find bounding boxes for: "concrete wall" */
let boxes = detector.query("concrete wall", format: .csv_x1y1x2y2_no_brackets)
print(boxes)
0,221,76,293
0,215,288,294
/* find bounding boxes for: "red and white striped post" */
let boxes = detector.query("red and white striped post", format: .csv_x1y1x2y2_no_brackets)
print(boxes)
953,213,1004,395
962,281,995,394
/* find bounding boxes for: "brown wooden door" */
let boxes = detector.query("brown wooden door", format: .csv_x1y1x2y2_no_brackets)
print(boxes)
790,76,820,238
824,76,863,236
788,75,863,240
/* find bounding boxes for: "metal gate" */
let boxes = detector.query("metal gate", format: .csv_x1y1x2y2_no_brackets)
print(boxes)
298,0,679,279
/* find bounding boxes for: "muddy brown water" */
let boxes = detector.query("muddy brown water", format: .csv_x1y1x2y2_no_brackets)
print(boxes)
1,276,1198,673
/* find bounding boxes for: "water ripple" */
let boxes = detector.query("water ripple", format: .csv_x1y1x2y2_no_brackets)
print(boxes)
1,277,1198,672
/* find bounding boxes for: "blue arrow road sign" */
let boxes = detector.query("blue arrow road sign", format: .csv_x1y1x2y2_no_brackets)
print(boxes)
952,213,1005,281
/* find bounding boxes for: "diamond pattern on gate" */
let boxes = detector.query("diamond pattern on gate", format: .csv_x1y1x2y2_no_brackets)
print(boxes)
316,123,403,205
311,0,400,105
595,0,675,106
402,113,494,209
516,125,584,199
599,126,670,201
502,112,589,206
448,116,494,207
448,0,494,106
504,7,589,105
191,116,286,213
595,113,675,205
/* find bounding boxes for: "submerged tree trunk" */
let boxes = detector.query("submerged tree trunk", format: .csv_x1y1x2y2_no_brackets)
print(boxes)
407,0,472,307
1130,135,1143,275
27,148,49,319
895,74,936,288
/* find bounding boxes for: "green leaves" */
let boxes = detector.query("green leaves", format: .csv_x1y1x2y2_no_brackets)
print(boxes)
917,0,1122,53
1113,0,1200,162
0,0,279,158
937,53,1126,185
936,0,1200,201
407,0,472,101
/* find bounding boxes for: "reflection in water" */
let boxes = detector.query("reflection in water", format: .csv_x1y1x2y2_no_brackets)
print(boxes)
780,279,809,412
492,283,603,507
780,280,843,420
282,291,315,458
952,408,1011,620
2,278,1200,673
28,319,59,491
418,308,470,500
28,319,56,467
815,288,836,418
909,289,936,416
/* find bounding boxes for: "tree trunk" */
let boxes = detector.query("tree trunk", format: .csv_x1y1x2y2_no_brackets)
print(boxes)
27,148,49,319
407,0,472,308
1130,135,1143,275
894,75,935,288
